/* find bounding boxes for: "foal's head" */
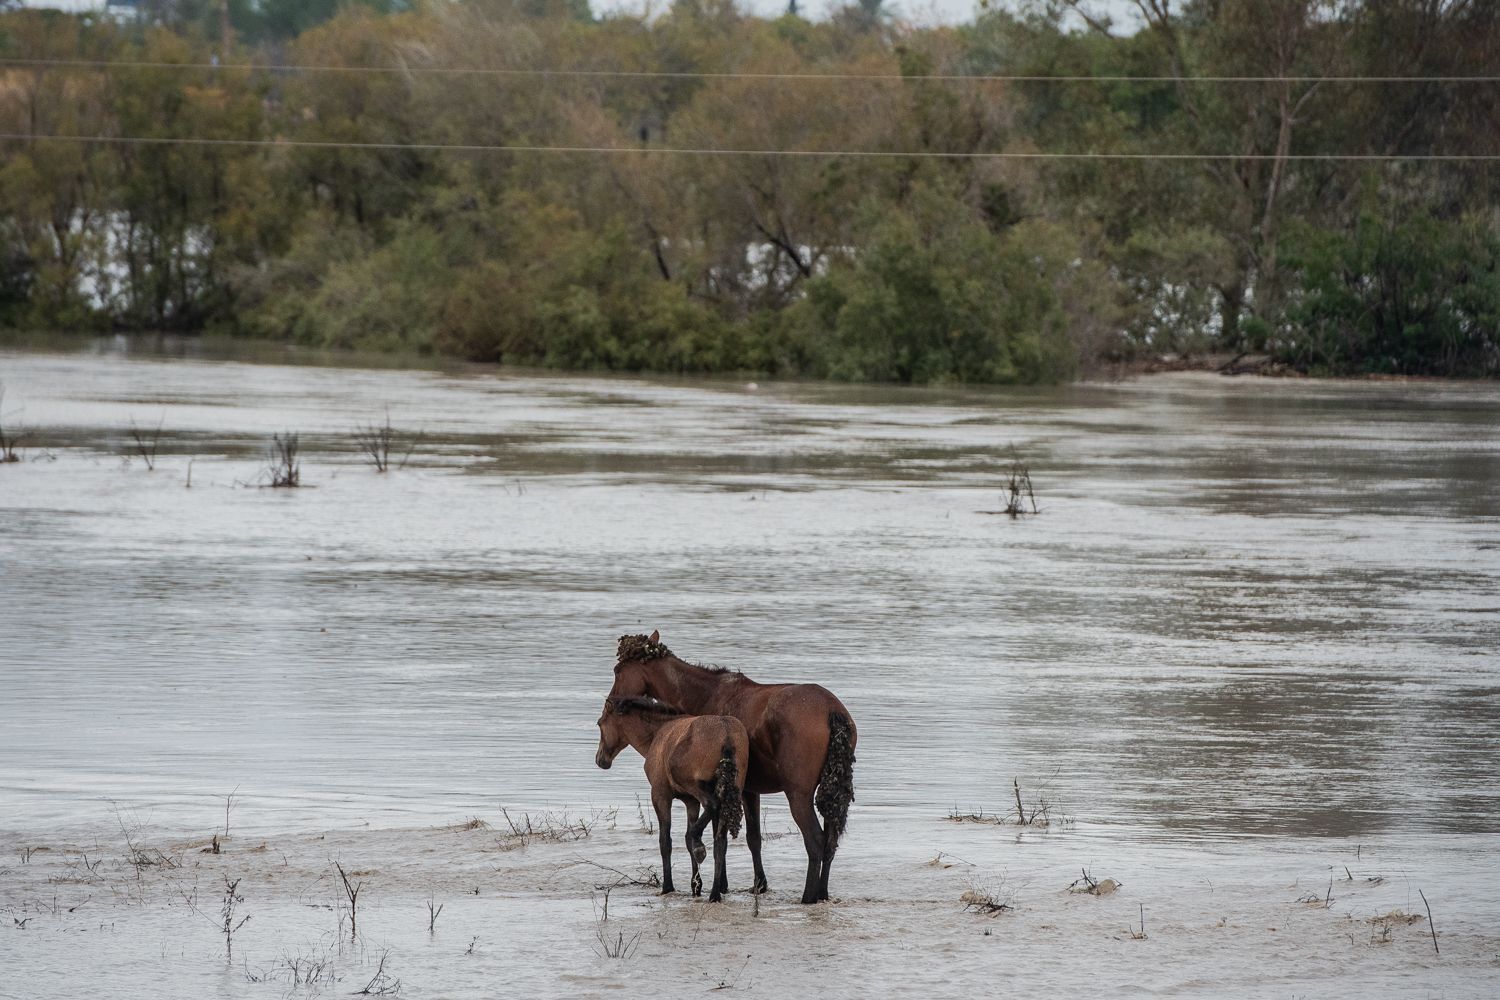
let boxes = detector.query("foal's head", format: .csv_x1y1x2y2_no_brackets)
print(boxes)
594,695,682,770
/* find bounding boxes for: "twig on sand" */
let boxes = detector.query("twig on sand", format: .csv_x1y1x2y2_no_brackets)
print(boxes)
590,889,642,959
1068,868,1122,896
0,384,25,463
177,876,249,960
926,851,977,869
355,949,400,995
223,786,239,839
266,432,300,488
334,862,363,941
707,954,752,991
1002,447,1039,517
1419,890,1439,955
499,808,598,845
128,416,164,470
960,875,1014,915
570,858,661,891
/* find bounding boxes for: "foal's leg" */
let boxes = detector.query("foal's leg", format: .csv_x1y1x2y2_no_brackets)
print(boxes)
685,799,711,865
653,791,676,895
684,799,705,897
709,813,730,903
787,792,825,905
743,790,768,893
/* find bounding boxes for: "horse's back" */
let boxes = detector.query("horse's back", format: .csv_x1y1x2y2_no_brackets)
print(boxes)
649,715,749,794
740,682,856,794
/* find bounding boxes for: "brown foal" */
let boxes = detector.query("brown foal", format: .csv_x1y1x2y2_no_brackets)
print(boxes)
607,632,857,904
594,696,749,902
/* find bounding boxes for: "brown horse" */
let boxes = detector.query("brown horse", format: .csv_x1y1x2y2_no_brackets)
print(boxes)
608,632,857,904
594,695,749,902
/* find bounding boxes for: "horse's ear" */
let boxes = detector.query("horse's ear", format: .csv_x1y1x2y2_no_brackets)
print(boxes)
649,630,659,644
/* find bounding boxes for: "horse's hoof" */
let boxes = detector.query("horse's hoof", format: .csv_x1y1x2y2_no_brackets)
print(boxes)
659,887,676,896
709,893,722,903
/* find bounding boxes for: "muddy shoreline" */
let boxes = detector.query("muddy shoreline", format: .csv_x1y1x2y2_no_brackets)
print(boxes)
5,332,1495,387
3,812,1492,999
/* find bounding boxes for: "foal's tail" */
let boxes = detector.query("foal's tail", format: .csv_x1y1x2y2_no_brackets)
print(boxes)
815,712,856,854
713,746,743,838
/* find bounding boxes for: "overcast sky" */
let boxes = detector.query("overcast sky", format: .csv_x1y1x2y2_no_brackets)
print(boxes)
21,0,1145,31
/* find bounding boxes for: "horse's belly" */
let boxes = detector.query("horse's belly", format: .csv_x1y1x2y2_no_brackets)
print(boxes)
743,757,785,795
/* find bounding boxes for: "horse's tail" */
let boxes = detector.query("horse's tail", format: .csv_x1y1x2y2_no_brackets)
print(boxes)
713,745,743,838
815,712,856,854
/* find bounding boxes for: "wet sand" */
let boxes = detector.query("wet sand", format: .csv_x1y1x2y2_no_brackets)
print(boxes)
3,809,1496,999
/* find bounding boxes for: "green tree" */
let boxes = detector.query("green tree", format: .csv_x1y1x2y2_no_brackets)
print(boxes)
1278,211,1500,376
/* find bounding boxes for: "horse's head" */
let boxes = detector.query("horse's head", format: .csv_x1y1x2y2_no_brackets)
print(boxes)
594,697,628,770
609,630,671,703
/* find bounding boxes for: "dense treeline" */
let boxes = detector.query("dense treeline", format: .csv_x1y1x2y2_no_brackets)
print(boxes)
1,0,1497,381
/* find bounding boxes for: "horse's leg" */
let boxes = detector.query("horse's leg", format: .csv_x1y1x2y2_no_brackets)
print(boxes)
817,829,835,902
709,814,729,903
684,799,705,897
743,790,768,893
653,792,675,895
786,792,825,905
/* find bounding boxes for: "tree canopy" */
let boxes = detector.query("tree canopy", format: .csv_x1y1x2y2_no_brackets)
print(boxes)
1,0,1496,380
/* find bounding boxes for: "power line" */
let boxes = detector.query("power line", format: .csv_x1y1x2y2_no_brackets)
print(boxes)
2,132,1495,160
1,56,1497,84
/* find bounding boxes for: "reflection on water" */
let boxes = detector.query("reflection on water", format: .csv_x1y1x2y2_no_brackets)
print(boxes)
1,341,1497,841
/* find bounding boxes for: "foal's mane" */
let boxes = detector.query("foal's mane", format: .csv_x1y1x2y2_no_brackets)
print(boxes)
608,695,686,716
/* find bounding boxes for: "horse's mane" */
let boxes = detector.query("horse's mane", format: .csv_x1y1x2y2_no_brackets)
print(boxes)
615,634,740,677
609,695,686,716
617,633,672,664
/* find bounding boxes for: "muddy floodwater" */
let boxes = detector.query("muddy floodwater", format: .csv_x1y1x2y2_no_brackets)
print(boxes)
2,341,1498,997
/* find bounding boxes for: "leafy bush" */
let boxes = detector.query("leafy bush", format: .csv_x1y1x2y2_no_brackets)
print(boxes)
1277,214,1500,376
780,186,1099,384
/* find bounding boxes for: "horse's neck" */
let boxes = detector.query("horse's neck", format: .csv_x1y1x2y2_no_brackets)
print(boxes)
620,714,668,756
659,658,734,710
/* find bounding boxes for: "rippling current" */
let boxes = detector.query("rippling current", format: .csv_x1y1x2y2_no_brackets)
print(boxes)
2,341,1497,845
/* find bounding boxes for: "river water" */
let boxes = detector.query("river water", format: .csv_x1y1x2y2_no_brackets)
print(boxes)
2,341,1500,995
1,341,1498,996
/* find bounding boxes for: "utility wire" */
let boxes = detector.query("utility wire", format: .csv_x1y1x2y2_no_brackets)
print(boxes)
1,57,1497,84
2,132,1495,160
